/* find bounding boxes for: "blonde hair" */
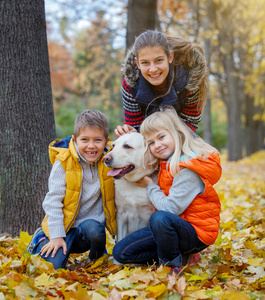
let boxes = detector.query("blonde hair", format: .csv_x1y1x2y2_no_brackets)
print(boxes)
140,106,218,176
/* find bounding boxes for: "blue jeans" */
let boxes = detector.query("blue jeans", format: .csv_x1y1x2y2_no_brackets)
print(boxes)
32,219,106,269
113,210,207,267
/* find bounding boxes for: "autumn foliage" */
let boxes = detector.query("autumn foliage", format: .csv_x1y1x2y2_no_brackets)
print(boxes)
0,151,265,299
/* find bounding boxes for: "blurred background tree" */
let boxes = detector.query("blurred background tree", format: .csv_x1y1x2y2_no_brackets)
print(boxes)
45,0,265,160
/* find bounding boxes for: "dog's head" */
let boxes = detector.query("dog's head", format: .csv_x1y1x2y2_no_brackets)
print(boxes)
104,132,157,182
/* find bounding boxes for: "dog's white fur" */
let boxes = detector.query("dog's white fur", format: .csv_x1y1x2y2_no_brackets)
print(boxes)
104,132,157,242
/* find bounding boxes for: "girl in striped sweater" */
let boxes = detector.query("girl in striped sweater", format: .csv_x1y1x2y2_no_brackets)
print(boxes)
114,30,208,137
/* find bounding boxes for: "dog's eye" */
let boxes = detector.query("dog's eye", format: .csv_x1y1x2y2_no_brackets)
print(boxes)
123,144,132,149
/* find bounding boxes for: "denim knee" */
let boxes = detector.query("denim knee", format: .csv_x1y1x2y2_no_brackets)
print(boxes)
150,211,167,232
79,219,106,242
112,243,123,263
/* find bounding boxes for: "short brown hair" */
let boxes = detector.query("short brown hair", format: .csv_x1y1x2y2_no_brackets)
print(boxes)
73,110,108,139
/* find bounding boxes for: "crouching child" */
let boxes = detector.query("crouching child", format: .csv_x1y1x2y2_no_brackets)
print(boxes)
27,110,116,269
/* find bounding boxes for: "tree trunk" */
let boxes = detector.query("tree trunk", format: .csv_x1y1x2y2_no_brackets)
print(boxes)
222,49,243,161
126,0,157,50
202,37,212,144
245,95,264,155
201,0,218,145
0,0,56,236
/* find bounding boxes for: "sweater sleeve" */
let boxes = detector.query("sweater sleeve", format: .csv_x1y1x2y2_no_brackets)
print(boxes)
146,168,205,214
122,78,144,131
42,160,66,239
179,89,203,132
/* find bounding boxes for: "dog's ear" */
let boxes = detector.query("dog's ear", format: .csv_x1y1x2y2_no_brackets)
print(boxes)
143,139,158,170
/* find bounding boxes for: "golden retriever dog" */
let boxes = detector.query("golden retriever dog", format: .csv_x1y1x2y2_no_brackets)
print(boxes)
104,132,157,242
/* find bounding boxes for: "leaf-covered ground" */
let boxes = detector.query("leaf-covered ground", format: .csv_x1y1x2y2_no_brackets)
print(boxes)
1,151,265,299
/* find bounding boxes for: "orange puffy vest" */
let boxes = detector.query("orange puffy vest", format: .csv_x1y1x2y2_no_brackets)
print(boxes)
158,152,222,245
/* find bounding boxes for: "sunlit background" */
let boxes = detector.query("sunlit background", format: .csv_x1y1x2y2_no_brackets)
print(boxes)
44,0,265,158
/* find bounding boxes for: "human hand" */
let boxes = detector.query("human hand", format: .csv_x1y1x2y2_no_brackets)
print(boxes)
114,124,137,138
135,176,153,188
40,237,67,258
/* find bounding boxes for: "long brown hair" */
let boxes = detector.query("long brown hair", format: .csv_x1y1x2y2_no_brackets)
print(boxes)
167,36,208,109
127,30,208,111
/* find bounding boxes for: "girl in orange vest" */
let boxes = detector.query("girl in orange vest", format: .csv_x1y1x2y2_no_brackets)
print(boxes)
112,106,221,273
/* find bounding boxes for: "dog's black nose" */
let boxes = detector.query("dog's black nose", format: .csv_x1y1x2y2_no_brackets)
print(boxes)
103,154,112,163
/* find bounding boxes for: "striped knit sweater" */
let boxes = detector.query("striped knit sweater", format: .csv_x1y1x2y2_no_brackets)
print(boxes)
122,48,207,133
122,77,202,132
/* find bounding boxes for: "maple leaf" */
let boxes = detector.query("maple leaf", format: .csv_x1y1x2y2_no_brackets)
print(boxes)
34,273,55,287
1,150,265,298
15,281,38,298
146,283,167,298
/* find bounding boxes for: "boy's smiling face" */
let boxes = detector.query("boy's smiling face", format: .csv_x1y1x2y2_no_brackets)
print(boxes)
73,126,108,163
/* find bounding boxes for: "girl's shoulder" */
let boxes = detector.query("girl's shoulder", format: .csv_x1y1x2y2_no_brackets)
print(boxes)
122,76,139,99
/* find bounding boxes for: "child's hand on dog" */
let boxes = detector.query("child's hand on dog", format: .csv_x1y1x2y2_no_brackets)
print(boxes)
135,176,153,188
114,124,137,138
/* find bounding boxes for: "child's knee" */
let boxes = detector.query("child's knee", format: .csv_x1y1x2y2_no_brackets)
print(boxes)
150,211,164,228
112,244,123,263
81,219,105,237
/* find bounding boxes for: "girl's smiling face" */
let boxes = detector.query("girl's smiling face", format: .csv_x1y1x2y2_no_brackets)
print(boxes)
135,46,174,86
145,129,175,160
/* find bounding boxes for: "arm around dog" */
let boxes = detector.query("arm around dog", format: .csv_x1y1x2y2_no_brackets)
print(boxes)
145,168,204,215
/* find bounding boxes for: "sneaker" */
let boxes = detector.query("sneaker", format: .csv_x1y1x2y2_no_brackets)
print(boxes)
26,227,46,253
182,253,201,267
188,253,201,266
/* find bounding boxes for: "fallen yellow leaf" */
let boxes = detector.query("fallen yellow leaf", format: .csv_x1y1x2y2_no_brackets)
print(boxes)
146,283,167,298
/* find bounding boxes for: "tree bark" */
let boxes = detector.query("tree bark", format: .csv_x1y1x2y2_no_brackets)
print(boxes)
202,37,212,144
126,0,157,50
222,46,243,161
0,0,56,236
201,0,218,145
245,95,264,155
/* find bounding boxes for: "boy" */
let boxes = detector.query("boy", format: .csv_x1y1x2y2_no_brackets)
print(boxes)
27,110,116,269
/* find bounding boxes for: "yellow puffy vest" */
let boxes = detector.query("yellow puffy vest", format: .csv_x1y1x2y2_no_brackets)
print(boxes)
41,137,116,238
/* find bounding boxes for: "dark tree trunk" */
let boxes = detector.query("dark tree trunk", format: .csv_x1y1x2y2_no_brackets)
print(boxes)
0,0,56,236
245,95,264,155
202,38,212,145
222,49,243,161
126,0,157,50
218,21,242,161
